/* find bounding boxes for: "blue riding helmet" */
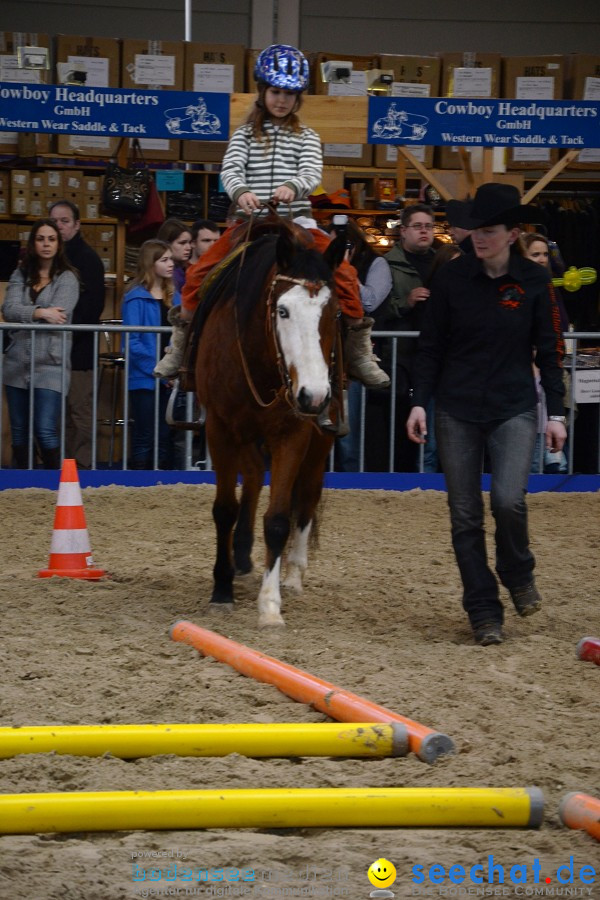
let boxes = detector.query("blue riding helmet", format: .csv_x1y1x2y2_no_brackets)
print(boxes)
254,44,309,92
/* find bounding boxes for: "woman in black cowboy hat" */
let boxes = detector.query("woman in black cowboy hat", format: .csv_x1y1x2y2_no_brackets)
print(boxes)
406,183,567,646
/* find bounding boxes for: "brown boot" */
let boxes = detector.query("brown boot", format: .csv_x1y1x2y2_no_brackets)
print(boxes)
153,305,187,379
344,317,390,389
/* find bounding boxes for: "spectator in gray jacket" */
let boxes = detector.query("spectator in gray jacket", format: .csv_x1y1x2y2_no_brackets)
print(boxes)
2,219,79,468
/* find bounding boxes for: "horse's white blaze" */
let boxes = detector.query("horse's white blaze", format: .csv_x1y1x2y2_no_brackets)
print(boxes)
257,558,285,626
276,284,331,408
283,521,312,592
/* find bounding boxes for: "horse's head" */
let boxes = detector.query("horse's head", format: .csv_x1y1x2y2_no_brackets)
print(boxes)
271,225,338,416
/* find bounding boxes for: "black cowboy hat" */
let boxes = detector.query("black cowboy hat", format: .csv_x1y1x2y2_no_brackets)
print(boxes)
445,199,471,229
460,183,539,229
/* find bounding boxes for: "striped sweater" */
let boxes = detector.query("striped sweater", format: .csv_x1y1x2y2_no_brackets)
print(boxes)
220,120,322,217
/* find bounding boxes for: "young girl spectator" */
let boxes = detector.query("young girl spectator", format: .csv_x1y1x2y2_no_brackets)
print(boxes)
2,219,79,468
156,219,192,293
121,240,180,469
154,44,389,392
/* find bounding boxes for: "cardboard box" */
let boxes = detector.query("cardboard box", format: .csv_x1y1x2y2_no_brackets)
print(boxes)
55,34,121,158
0,32,52,155
44,170,64,193
379,54,441,91
316,56,377,165
438,52,502,168
121,39,184,160
182,42,244,163
0,191,8,216
10,171,30,214
80,224,98,245
374,56,440,170
97,225,116,245
0,223,18,240
313,52,379,95
433,170,524,201
81,195,101,220
63,170,84,193
244,49,262,92
502,55,565,169
82,175,103,194
98,244,115,272
322,143,373,167
565,54,600,168
29,190,46,217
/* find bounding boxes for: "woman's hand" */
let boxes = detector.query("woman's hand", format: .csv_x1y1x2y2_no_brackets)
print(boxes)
271,185,296,204
406,406,427,444
36,307,67,325
238,191,261,214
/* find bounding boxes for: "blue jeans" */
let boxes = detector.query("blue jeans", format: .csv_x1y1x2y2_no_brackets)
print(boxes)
4,385,62,450
436,407,537,629
423,397,439,473
129,385,173,468
336,380,362,472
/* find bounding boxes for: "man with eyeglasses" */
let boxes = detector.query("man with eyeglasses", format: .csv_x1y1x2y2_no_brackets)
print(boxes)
368,204,436,471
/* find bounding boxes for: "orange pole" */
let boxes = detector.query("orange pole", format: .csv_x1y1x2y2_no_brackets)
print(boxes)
559,792,600,842
169,621,454,763
576,636,600,666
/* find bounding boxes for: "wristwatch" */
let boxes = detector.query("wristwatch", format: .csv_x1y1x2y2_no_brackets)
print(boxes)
549,416,567,425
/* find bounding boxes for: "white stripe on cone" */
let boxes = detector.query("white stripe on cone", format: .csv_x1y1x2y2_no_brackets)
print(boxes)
56,482,84,507
50,530,92,554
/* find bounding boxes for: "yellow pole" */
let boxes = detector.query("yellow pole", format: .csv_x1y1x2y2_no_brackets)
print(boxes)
0,723,407,759
0,787,543,834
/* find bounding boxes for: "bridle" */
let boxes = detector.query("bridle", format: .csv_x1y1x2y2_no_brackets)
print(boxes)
236,271,338,414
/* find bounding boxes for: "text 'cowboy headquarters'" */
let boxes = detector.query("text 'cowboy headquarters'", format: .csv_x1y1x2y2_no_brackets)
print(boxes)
367,96,600,147
0,82,230,141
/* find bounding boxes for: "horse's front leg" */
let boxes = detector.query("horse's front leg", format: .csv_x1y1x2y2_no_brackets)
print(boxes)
283,428,334,593
207,418,239,607
258,432,311,627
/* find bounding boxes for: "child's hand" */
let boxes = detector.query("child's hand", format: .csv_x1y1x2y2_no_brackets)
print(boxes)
272,185,296,204
238,192,261,213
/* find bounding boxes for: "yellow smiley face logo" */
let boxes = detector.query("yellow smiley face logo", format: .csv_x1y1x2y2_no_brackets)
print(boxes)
367,858,397,888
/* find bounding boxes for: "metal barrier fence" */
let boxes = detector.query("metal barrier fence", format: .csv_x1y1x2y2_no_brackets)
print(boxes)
0,322,598,474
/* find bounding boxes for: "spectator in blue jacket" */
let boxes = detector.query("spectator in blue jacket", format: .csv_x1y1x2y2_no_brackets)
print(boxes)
121,240,180,469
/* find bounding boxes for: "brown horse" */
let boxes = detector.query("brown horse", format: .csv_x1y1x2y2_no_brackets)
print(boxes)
195,221,341,626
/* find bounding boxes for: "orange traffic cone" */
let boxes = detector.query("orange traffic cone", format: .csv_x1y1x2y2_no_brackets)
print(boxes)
38,459,107,580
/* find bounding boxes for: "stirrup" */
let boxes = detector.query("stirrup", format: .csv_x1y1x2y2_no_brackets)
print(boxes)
165,378,206,429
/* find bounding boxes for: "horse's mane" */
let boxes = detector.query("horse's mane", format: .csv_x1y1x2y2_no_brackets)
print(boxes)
191,223,334,342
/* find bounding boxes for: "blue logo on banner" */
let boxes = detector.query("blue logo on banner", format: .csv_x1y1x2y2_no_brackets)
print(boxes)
368,96,600,148
0,82,230,141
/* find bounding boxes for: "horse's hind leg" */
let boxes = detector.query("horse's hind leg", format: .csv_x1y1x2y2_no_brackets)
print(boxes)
283,430,334,593
233,444,264,575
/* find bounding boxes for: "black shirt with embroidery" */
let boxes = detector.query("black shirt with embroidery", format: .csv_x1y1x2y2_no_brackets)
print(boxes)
411,251,565,422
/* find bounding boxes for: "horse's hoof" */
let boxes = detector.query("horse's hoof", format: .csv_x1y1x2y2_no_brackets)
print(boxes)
235,562,253,577
282,575,303,593
258,615,286,628
209,601,235,615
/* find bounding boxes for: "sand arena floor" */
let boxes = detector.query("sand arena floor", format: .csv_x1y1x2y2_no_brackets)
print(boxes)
0,483,598,899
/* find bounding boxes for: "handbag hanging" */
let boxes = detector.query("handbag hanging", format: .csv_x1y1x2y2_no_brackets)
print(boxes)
102,138,152,215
